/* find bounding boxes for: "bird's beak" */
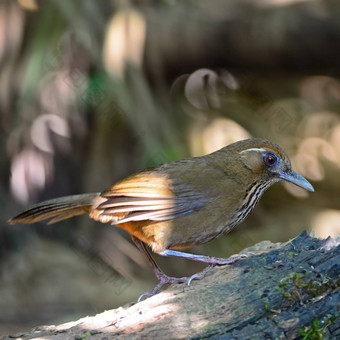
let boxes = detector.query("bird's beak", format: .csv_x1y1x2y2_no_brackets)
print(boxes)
279,170,314,192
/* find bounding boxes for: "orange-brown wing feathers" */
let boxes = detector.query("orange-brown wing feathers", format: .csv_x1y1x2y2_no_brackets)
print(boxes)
101,172,173,198
90,170,209,224
10,165,210,227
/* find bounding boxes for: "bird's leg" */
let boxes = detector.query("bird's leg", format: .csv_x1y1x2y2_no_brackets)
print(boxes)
132,236,188,301
158,249,246,265
132,237,245,301
156,249,247,287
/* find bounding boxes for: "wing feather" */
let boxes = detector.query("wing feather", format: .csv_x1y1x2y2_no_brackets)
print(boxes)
91,170,209,224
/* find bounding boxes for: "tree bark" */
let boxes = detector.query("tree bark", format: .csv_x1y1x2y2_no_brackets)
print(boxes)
2,231,339,340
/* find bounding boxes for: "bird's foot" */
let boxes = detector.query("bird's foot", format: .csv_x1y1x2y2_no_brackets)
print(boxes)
186,264,214,286
137,265,216,302
159,249,249,266
136,252,249,302
206,253,248,265
137,274,188,302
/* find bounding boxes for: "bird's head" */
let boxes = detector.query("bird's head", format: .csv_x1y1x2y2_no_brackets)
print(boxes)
236,138,314,192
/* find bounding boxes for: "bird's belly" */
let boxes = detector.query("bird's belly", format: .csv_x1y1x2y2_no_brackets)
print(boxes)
154,211,233,251
116,198,241,253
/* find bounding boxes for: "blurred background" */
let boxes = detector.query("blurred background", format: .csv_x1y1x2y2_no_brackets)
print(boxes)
1,0,340,335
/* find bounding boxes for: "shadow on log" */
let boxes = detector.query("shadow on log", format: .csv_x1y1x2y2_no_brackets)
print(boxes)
1,231,339,340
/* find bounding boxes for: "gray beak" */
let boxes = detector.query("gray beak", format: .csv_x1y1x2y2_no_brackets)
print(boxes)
279,170,314,192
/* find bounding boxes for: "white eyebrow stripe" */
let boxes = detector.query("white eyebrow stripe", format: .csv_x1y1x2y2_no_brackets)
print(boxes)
240,148,268,154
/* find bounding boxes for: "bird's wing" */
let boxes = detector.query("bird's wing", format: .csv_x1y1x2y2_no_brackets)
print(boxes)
90,170,209,224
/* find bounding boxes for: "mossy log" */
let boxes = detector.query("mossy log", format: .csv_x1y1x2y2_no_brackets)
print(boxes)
2,231,339,340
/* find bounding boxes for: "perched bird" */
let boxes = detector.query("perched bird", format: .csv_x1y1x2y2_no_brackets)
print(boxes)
9,138,314,300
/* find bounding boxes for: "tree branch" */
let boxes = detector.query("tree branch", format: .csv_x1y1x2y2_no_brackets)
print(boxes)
2,231,339,340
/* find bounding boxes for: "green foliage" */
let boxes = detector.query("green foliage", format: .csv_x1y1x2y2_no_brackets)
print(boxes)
276,271,338,305
264,298,270,312
299,314,338,340
263,298,280,314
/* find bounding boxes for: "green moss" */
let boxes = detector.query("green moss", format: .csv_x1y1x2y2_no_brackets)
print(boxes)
276,272,339,305
299,314,338,340
264,298,270,312
263,298,280,314
276,272,307,302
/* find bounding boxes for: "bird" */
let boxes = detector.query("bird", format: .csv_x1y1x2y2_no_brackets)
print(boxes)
9,138,314,300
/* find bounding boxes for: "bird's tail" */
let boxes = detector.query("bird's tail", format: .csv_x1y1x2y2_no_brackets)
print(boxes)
9,193,100,225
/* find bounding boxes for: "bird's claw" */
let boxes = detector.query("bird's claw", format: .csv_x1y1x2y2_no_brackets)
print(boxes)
187,264,214,286
137,275,187,302
240,252,255,259
137,265,217,301
211,253,248,265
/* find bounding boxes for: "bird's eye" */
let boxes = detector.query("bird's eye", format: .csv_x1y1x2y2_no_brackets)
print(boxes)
264,153,278,167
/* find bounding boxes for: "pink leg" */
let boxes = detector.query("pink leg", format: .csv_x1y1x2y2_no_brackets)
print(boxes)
132,237,246,301
158,249,246,265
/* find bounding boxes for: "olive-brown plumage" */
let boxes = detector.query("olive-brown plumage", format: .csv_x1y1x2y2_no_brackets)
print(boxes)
9,138,314,299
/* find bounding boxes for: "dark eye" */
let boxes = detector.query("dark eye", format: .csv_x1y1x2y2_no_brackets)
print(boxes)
264,153,278,167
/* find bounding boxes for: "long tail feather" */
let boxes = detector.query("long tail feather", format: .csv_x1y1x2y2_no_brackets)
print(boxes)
9,193,99,225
